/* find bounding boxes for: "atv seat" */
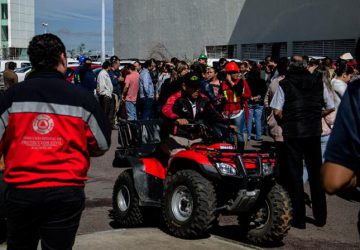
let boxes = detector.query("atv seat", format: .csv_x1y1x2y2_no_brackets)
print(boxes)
117,119,162,157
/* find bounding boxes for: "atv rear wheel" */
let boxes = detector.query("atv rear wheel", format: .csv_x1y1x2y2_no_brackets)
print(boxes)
238,183,292,244
163,169,217,238
112,171,144,226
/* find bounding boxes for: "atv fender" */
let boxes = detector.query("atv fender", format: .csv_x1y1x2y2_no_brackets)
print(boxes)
125,156,164,207
169,150,220,180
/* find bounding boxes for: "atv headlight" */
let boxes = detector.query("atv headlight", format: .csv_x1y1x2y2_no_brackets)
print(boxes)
215,163,237,176
262,162,273,176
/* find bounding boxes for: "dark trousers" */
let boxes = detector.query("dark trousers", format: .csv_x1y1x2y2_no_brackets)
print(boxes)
6,187,85,250
274,141,288,187
141,97,154,120
99,95,114,126
284,136,327,224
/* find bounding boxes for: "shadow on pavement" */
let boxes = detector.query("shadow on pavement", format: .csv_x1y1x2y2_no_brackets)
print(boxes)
210,225,285,248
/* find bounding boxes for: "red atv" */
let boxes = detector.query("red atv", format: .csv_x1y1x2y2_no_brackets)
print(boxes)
111,120,292,245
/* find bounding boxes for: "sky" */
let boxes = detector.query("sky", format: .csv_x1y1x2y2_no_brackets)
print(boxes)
35,0,114,54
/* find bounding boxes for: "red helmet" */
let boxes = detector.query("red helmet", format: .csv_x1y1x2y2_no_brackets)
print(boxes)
225,62,239,73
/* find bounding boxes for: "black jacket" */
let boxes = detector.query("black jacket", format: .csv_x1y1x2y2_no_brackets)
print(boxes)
280,70,323,138
162,90,227,139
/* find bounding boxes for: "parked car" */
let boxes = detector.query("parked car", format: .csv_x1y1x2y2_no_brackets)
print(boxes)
207,58,241,67
15,66,32,82
0,60,31,72
66,64,102,84
119,59,145,70
67,58,79,66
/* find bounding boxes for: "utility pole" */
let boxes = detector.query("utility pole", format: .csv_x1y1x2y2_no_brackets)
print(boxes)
101,0,105,63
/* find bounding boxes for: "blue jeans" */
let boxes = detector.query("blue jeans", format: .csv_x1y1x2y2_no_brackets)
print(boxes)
321,135,330,163
233,111,247,143
247,104,263,140
125,101,137,120
141,97,154,120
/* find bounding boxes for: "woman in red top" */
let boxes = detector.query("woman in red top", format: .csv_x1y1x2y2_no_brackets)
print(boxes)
220,62,251,150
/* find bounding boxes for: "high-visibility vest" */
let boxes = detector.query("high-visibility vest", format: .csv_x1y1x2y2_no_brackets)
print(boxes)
223,90,237,102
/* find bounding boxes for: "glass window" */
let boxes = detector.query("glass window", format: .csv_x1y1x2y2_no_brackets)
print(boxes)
206,45,237,59
1,25,7,42
293,39,356,59
1,4,7,20
20,63,31,68
15,66,32,73
241,42,287,60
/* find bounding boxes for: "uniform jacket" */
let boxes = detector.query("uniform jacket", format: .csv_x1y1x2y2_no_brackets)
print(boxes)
162,90,226,138
0,70,111,188
220,78,251,118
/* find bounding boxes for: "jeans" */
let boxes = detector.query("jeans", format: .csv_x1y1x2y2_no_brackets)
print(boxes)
6,187,85,250
125,101,137,120
233,111,247,143
321,135,330,163
141,97,154,120
247,104,263,140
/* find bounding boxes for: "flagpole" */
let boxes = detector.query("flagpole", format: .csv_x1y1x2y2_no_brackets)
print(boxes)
101,0,105,62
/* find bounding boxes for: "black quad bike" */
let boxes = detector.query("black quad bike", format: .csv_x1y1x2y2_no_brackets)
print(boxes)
111,120,292,245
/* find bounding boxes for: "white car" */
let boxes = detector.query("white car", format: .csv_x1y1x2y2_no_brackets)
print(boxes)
15,66,32,82
207,58,241,67
119,59,145,70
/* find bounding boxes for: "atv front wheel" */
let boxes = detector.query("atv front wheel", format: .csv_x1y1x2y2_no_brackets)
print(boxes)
163,169,217,238
112,171,144,226
238,183,292,244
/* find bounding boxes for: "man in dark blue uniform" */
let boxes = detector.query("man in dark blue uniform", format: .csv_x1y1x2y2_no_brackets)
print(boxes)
322,38,360,235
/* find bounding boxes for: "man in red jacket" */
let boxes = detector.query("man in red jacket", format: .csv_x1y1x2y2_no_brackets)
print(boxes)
0,34,111,249
162,72,228,155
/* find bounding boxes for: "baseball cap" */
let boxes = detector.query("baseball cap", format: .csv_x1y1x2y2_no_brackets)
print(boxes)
183,72,201,89
198,53,208,60
340,53,353,60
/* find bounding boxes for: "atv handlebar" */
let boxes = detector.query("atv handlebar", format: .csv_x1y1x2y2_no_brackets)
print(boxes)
175,120,237,146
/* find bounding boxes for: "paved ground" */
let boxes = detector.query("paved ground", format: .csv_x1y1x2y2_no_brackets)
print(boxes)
0,228,257,250
73,228,257,250
1,131,359,249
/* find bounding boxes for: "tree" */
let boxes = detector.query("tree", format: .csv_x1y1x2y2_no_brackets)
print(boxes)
67,49,76,58
78,43,86,54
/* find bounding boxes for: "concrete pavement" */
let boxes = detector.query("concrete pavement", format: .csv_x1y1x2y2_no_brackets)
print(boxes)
0,228,259,250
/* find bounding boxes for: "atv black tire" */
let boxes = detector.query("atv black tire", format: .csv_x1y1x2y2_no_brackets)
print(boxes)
112,171,144,226
238,183,292,244
163,169,217,238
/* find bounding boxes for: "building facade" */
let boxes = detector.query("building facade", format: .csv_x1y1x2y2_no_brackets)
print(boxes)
114,0,360,60
0,0,34,59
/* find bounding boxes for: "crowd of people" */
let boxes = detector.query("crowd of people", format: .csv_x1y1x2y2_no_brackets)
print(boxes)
79,52,357,151
0,31,360,249
87,50,360,230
